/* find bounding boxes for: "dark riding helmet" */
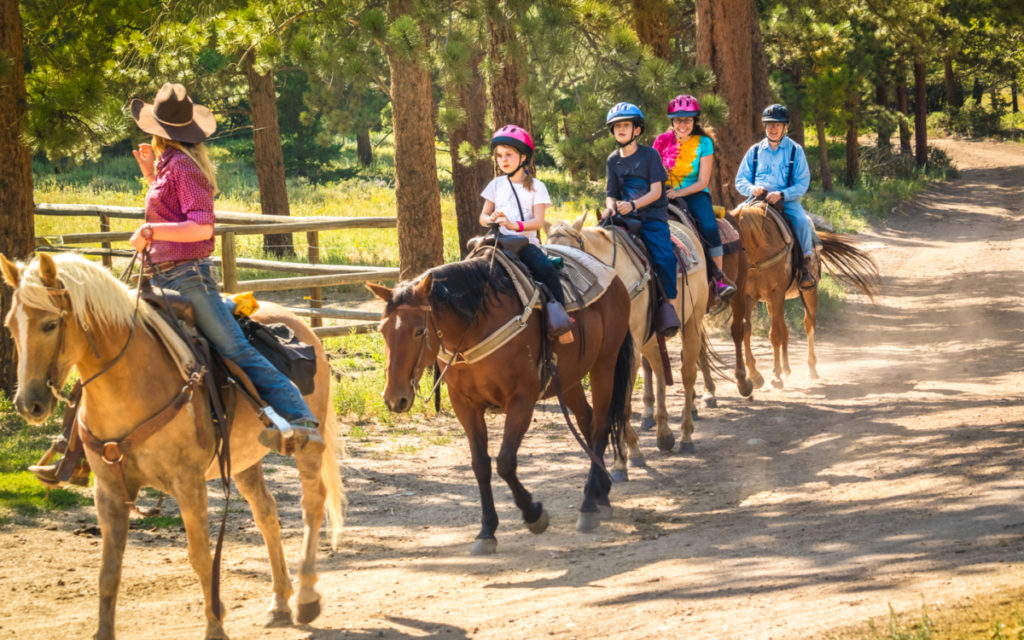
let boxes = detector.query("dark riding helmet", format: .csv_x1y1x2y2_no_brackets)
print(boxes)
762,104,790,124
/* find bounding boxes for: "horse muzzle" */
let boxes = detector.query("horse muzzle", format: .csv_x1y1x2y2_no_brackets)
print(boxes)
15,379,58,424
383,385,414,413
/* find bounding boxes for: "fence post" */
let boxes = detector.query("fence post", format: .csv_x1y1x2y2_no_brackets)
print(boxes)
99,214,112,269
307,231,322,328
221,231,238,293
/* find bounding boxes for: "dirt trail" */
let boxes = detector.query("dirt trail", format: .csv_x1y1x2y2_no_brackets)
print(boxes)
2,139,1023,640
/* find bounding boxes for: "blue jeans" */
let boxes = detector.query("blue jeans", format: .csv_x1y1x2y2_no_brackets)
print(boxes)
633,215,678,299
151,259,316,425
682,191,723,257
782,201,815,257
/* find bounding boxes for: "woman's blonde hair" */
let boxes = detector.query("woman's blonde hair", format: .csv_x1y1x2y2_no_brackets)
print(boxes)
493,144,534,191
153,136,219,195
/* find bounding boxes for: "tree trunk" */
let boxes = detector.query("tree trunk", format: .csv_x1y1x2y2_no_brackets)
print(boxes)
1012,81,1019,113
695,0,771,209
845,91,859,186
356,129,373,166
448,50,492,258
876,82,892,152
245,54,294,256
815,119,833,192
0,0,36,394
896,77,912,154
387,0,444,279
943,54,962,108
971,77,983,103
914,60,928,166
632,0,672,59
487,4,532,132
787,71,805,146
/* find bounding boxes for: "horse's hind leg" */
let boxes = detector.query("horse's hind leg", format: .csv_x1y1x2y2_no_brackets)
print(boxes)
612,346,645,483
293,446,328,623
93,481,130,640
233,463,294,627
641,342,673,452
799,287,819,379
174,474,229,639
640,356,656,431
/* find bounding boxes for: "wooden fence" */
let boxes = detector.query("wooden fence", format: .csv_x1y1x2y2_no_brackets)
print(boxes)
35,203,397,337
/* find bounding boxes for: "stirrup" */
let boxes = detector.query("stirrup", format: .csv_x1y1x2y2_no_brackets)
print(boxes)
259,425,325,456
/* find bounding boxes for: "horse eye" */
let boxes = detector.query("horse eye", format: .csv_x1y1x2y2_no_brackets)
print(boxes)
414,327,426,337
42,320,59,333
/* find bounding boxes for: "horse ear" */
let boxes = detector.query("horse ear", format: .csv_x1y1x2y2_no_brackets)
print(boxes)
542,219,551,235
0,254,20,288
573,212,587,231
38,253,59,289
412,273,433,300
365,282,392,303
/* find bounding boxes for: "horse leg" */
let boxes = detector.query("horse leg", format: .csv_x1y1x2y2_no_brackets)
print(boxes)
639,356,656,431
642,340,673,452
744,296,764,389
576,360,618,532
611,343,644,483
677,319,701,455
731,294,754,397
175,474,229,640
449,392,497,555
94,482,130,640
233,464,294,627
292,446,328,623
801,287,820,379
495,399,548,534
699,341,718,408
766,293,789,388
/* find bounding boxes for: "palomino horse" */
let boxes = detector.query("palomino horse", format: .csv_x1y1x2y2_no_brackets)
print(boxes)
1,253,343,640
546,213,709,470
368,254,633,555
732,201,879,387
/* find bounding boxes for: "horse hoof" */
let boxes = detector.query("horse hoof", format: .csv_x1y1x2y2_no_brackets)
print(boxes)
809,369,819,380
738,379,754,397
526,509,549,534
264,610,292,628
657,433,675,452
628,456,647,469
598,504,613,520
640,415,656,431
751,374,765,389
703,395,718,409
295,598,321,625
577,511,601,533
771,378,784,389
610,468,629,483
471,537,498,555
691,406,700,421
678,441,695,455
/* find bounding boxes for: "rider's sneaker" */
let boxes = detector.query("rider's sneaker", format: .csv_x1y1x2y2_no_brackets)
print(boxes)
713,275,737,301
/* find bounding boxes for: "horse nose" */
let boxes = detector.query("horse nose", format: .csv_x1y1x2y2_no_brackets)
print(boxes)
384,393,411,413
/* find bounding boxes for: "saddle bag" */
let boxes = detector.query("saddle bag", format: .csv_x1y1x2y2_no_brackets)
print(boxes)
236,316,318,395
466,232,529,256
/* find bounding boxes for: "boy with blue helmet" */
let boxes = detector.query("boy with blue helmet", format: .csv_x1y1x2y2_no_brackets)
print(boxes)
602,102,681,337
735,104,818,289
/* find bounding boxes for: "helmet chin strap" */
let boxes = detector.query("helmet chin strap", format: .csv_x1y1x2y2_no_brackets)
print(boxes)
614,127,641,148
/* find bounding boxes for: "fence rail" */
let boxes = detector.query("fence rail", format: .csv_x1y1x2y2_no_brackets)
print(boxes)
35,203,395,337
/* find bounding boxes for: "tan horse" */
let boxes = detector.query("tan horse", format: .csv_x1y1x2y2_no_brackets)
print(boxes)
1,253,343,640
732,202,879,387
547,213,710,471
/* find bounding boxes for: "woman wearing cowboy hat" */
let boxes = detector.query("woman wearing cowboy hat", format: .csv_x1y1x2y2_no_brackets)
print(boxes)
128,82,323,455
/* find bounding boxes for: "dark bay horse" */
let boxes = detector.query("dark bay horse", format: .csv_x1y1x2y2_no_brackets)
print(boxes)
368,255,633,555
1,253,343,640
732,201,879,387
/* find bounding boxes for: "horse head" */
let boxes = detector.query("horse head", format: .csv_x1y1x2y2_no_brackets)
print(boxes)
367,273,438,413
732,201,778,249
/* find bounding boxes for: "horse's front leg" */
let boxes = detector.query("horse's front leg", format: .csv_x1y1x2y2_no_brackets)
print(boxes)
765,293,789,388
639,355,656,431
677,321,702,455
642,343,673,452
175,474,228,640
743,296,764,389
731,294,755,397
495,397,548,534
611,345,645,483
449,392,496,555
93,480,130,640
801,287,819,379
233,464,293,627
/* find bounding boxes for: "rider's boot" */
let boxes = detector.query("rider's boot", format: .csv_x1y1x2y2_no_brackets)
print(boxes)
799,252,819,290
545,301,575,344
259,411,326,456
655,300,681,338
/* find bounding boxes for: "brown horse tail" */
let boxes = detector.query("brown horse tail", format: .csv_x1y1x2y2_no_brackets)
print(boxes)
320,408,347,549
818,231,881,302
608,333,635,461
698,328,731,382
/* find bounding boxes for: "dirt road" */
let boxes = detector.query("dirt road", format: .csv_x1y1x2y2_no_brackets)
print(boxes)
2,139,1022,640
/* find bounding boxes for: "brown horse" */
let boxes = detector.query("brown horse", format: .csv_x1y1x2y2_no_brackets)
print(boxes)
732,202,879,387
368,254,633,555
1,253,343,640
546,213,708,469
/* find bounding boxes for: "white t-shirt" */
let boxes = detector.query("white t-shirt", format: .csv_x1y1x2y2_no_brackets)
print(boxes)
481,176,552,246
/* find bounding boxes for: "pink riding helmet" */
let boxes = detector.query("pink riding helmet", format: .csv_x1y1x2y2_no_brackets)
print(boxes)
667,94,701,118
490,124,535,160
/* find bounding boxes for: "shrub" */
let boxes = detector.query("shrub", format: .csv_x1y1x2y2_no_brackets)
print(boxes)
944,100,1003,138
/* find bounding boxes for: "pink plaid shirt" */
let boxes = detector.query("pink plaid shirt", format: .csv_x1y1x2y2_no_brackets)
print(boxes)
144,147,216,264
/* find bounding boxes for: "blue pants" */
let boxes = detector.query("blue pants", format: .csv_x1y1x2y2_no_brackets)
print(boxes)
682,191,723,258
633,215,678,299
152,259,316,425
782,201,815,257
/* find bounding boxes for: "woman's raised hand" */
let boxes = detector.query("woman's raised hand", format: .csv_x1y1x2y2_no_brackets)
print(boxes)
133,143,155,181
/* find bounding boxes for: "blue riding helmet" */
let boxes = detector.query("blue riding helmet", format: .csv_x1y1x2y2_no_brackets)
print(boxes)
606,102,645,131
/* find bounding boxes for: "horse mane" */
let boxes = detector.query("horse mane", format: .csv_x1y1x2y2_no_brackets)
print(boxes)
733,203,777,247
387,258,516,324
16,253,149,331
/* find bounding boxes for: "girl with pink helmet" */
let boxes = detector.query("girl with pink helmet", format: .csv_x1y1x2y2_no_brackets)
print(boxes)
478,125,574,343
653,95,736,300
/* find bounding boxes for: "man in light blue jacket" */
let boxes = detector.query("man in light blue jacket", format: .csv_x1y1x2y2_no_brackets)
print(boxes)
735,104,818,289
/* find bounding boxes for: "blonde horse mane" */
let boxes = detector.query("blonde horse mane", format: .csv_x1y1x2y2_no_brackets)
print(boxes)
16,253,152,332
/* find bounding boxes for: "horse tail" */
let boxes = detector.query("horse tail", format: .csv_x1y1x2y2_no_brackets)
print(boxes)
320,407,347,549
818,231,881,302
608,333,635,459
698,327,731,381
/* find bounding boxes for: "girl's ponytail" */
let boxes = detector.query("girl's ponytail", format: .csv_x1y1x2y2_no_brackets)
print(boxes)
522,167,534,191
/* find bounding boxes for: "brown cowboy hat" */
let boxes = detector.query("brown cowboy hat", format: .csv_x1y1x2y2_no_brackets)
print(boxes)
130,83,216,144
